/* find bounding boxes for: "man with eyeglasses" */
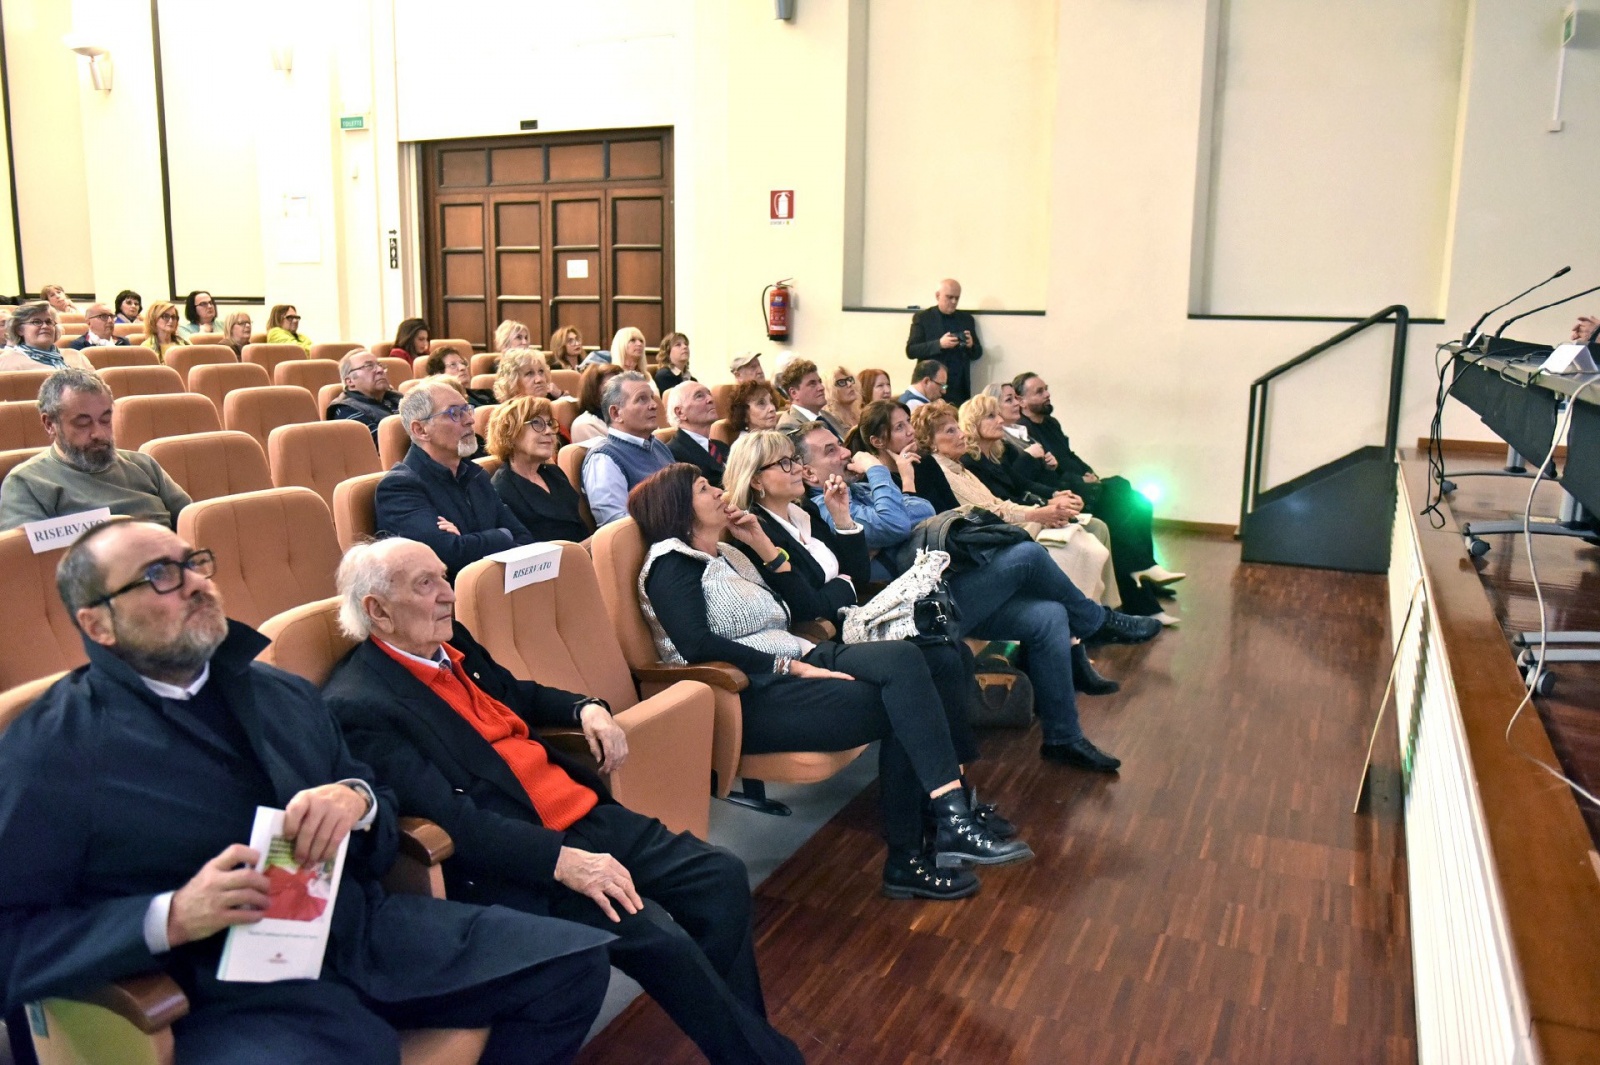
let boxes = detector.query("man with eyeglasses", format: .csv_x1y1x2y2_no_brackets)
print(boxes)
327,349,404,444
65,303,131,349
0,368,190,532
0,518,614,1063
663,381,727,487
899,360,948,411
581,371,673,527
376,376,532,579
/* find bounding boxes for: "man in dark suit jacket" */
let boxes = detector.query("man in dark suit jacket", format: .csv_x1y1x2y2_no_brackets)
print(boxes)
905,279,982,404
65,303,130,349
321,538,803,1065
0,518,612,1064
376,378,532,578
663,380,727,486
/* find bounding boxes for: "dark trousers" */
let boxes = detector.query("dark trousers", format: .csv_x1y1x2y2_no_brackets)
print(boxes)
550,805,803,1065
1083,476,1161,614
171,947,610,1065
741,640,965,854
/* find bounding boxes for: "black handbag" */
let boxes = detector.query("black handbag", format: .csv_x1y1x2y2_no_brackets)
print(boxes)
908,581,962,647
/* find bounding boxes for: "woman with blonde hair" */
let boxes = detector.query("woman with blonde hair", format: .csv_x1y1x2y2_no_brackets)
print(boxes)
548,325,585,369
265,304,311,350
822,366,862,434
220,312,253,356
602,326,647,372
493,347,563,402
494,319,533,353
653,331,694,393
487,395,590,542
140,301,190,361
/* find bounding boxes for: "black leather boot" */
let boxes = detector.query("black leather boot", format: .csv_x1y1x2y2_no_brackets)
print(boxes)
965,783,1017,840
1072,642,1120,695
928,789,1034,868
882,849,980,901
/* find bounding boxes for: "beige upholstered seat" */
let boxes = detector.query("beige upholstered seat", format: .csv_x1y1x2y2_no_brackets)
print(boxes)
185,332,224,345
551,369,581,397
378,414,410,469
98,365,185,398
653,427,676,443
0,446,45,483
555,442,595,531
240,343,306,380
0,401,49,449
332,471,385,550
274,358,341,391
456,546,716,837
257,596,355,686
470,373,497,393
710,418,737,447
0,370,51,403
711,383,737,421
0,531,88,689
164,345,237,386
552,396,579,438
309,342,362,363
430,339,472,359
139,431,273,502
411,353,432,378
112,394,222,452
469,353,498,377
472,403,499,439
378,357,412,384
0,671,69,730
317,382,345,417
268,421,382,509
591,518,867,800
187,362,270,416
175,487,342,628
221,385,318,449
84,347,160,372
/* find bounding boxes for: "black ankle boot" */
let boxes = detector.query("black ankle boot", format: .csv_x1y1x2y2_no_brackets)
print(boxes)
928,789,1034,868
882,850,980,901
965,784,1017,840
1072,642,1120,695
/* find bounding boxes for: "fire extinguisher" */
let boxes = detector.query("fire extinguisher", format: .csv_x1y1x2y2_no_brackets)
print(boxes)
762,279,793,342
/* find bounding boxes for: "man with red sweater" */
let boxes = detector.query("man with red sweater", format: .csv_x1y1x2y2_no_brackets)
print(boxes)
321,538,802,1065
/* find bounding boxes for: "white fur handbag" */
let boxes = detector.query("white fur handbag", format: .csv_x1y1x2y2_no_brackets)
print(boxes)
839,549,959,646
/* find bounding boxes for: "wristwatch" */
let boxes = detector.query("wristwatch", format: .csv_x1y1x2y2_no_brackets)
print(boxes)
762,548,790,572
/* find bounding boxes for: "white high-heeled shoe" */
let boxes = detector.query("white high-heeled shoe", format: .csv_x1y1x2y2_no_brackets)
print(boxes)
1132,564,1187,586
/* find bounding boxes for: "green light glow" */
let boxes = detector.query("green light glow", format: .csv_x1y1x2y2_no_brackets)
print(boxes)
1137,481,1164,505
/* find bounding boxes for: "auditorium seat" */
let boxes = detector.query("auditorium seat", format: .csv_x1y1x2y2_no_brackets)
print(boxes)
187,362,270,416
112,394,222,452
309,342,362,363
274,358,340,393
469,353,498,377
0,370,50,402
175,487,342,628
249,331,267,344
378,356,412,384
268,421,382,509
456,546,716,838
555,442,595,531
332,471,384,550
653,427,676,444
111,323,139,338
412,354,431,378
316,382,346,417
378,414,410,468
257,596,354,686
0,671,68,728
241,342,306,380
164,344,237,386
399,378,424,395
125,333,145,345
551,369,581,397
472,403,499,439
98,365,185,398
58,313,85,325
592,518,867,805
470,373,497,393
0,531,88,689
84,347,160,372
552,396,579,439
186,332,224,345
140,431,273,502
710,418,737,448
222,385,318,449
475,455,502,477
711,383,737,421
0,401,49,449
0,446,44,483
430,338,472,359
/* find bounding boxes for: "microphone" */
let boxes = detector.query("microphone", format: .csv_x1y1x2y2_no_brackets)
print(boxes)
1494,282,1600,343
1464,265,1570,348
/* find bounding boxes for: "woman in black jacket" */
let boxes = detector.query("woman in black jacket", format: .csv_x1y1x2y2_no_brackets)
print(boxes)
486,396,592,543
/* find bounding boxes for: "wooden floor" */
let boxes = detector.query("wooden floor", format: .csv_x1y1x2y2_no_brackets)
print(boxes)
1436,465,1600,847
578,532,1416,1064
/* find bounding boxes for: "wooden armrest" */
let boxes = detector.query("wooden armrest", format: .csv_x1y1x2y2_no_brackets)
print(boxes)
83,971,190,1033
792,619,835,642
633,662,749,692
397,816,454,865
536,727,595,764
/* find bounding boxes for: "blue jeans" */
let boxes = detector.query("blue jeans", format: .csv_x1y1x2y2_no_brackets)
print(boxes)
949,541,1107,745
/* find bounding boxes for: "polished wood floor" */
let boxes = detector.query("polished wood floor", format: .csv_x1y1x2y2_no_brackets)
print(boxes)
579,532,1416,1064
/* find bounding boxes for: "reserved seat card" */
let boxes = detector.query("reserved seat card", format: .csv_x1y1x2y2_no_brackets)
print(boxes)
216,806,349,983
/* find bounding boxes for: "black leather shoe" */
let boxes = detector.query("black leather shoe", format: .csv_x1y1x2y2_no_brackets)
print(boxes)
1088,610,1161,645
1040,737,1122,773
882,850,980,901
966,784,1017,840
1072,642,1120,695
928,790,1034,868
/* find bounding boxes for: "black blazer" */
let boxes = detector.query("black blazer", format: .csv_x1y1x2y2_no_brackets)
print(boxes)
667,428,726,487
737,497,869,622
67,334,129,349
492,463,591,543
323,623,614,912
375,445,532,578
905,306,982,403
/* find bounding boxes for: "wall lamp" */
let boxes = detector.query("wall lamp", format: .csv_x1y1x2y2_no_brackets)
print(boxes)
63,36,112,92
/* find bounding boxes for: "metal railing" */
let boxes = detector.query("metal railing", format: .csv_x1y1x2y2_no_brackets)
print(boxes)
1239,305,1410,531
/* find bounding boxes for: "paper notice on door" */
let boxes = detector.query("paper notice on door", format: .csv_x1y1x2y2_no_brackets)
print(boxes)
216,806,349,983
565,258,589,279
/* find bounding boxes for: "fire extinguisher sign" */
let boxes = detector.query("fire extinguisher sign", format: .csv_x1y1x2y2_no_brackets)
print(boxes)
769,190,794,226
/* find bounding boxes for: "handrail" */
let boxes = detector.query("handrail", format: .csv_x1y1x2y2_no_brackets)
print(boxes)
1239,304,1410,531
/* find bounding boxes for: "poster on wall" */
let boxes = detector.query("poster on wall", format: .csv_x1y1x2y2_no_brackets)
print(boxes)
276,195,322,264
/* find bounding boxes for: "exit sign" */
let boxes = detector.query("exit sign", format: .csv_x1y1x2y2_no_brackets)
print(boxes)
339,114,367,131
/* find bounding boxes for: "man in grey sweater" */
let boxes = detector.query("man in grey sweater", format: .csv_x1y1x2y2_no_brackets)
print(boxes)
0,368,189,531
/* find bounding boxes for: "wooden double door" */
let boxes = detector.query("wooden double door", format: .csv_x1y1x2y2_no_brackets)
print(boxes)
420,129,673,353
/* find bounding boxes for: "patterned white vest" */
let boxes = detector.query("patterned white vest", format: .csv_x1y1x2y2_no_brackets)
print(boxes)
637,538,810,666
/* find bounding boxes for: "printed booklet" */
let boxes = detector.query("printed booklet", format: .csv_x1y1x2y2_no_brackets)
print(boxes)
216,806,349,982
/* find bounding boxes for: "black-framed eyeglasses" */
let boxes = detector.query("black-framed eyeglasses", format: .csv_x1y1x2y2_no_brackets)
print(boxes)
157,313,179,322
89,549,216,608
524,417,556,435
88,313,114,322
430,403,473,423
834,376,855,387
761,456,800,473
195,300,215,308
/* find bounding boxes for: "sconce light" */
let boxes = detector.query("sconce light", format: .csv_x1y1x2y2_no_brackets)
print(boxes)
270,43,293,73
62,36,113,92
775,0,796,19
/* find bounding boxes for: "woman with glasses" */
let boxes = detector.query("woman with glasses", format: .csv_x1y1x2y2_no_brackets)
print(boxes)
266,304,311,350
822,366,862,434
139,302,190,361
180,290,219,337
425,346,497,407
113,290,143,325
0,302,92,371
220,312,253,356
652,331,694,393
487,396,591,542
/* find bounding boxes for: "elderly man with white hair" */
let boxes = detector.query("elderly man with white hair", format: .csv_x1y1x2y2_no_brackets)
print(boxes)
373,374,532,579
322,537,804,1065
663,380,726,487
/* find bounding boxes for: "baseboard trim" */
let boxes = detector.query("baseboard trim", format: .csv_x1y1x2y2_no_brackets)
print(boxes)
1415,437,1568,461
1153,517,1237,538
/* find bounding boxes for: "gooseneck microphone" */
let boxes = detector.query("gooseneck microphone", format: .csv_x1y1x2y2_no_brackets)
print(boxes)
1493,282,1600,343
1464,265,1570,348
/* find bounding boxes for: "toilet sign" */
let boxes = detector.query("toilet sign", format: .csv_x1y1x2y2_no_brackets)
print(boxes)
488,541,564,593
769,190,794,225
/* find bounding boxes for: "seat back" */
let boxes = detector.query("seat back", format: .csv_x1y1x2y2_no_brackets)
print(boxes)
164,344,237,386
551,369,581,397
377,356,412,384
222,386,318,449
709,419,737,447
430,338,472,359
470,373,497,393
412,353,432,378
552,396,579,438
241,343,306,380
332,470,385,550
589,519,667,675
455,545,639,713
97,364,185,398
274,358,340,391
111,393,221,451
309,342,361,363
188,361,270,415
0,671,69,733
469,353,499,377
268,421,382,509
257,597,355,687
475,455,503,478
0,370,51,402
187,332,224,345
378,415,410,469
712,383,737,421
556,442,594,529
472,403,499,439
0,532,88,689
653,427,675,444
84,347,160,372
0,446,44,484
249,331,268,344
175,487,342,627
0,402,49,449
112,322,139,338
316,382,346,417
140,431,273,502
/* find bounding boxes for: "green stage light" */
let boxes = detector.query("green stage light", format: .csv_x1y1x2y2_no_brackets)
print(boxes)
1137,481,1164,505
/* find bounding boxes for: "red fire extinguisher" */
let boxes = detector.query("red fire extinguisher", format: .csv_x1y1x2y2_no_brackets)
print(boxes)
763,279,793,342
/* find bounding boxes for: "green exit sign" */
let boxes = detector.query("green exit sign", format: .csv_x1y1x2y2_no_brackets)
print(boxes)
339,114,367,131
